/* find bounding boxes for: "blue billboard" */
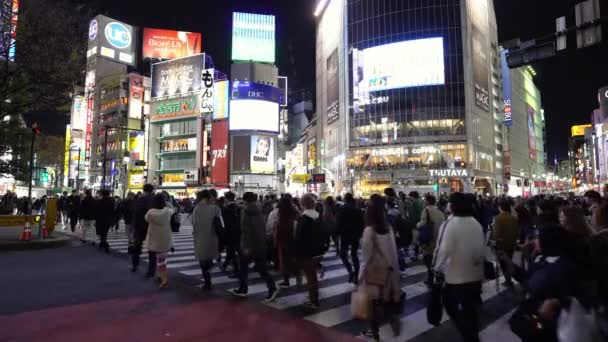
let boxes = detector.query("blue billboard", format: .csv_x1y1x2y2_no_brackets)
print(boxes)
231,81,282,103
501,50,513,127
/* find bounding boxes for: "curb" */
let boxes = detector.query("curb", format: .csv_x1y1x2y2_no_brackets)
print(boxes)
0,235,73,252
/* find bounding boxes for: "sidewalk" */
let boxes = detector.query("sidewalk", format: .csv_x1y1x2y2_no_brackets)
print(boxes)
0,242,359,342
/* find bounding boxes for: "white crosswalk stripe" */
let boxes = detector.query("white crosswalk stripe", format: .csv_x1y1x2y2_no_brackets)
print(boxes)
62,221,520,341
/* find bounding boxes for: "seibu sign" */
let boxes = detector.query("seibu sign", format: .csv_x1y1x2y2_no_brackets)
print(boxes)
429,169,469,177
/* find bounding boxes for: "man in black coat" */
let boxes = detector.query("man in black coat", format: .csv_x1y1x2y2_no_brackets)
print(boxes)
79,189,96,242
221,191,241,277
337,193,364,283
67,190,80,232
131,184,155,275
95,189,115,253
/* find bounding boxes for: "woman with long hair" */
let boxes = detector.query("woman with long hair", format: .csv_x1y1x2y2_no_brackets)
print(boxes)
145,194,173,289
358,194,401,341
275,194,300,288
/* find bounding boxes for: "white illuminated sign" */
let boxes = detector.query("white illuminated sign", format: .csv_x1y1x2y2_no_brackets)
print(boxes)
229,99,279,132
353,37,445,93
429,169,468,177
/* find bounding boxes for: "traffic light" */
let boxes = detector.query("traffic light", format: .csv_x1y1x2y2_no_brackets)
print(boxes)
433,184,439,192
32,122,41,135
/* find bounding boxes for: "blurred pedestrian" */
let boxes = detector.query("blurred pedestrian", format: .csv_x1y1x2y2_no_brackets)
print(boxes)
95,189,115,253
145,194,173,289
132,184,156,276
275,194,300,288
79,189,96,242
491,198,519,287
337,193,364,284
192,190,223,290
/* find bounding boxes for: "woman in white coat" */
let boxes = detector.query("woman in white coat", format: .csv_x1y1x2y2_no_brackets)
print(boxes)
145,194,173,289
358,194,402,341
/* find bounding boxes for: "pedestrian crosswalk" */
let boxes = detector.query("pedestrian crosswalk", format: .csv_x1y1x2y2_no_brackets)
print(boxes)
62,222,520,341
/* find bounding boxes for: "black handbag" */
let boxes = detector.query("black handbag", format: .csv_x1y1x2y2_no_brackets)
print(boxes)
508,301,545,340
426,220,449,326
484,260,498,280
170,212,180,232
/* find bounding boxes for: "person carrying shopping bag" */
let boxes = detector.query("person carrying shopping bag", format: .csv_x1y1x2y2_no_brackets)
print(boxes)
355,194,402,341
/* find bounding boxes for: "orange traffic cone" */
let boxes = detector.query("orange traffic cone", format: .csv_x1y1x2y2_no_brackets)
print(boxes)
19,221,32,241
41,223,49,238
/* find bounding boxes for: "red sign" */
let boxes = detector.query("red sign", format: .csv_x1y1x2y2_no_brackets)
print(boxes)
210,121,229,185
142,28,202,60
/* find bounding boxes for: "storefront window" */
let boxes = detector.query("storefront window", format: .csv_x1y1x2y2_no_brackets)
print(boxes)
347,144,466,171
160,120,197,137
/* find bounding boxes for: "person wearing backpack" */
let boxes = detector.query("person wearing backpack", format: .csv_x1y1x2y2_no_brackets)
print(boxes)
417,194,445,283
358,194,402,341
293,193,324,309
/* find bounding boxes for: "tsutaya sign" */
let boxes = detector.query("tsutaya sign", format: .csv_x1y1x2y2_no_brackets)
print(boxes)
429,169,469,177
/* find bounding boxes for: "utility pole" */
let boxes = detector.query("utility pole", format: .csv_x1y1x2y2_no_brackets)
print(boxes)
101,125,109,191
28,123,41,215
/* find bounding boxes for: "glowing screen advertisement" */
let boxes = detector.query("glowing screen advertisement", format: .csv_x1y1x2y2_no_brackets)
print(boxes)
231,12,275,63
151,54,205,100
142,28,201,60
87,15,135,66
352,37,445,94
229,99,279,132
250,135,275,173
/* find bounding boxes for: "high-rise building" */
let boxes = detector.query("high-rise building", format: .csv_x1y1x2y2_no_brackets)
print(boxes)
500,55,547,196
314,0,503,196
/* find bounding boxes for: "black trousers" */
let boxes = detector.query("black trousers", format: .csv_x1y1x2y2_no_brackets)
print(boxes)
199,259,213,287
498,250,514,284
69,214,78,232
131,238,156,275
238,254,275,293
223,242,240,274
339,238,360,278
443,281,482,342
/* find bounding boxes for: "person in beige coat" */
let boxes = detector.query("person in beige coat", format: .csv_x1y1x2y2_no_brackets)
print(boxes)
358,194,401,341
192,190,223,290
145,194,173,289
416,194,446,282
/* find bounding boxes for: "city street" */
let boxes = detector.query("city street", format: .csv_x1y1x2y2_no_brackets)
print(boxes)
0,218,521,342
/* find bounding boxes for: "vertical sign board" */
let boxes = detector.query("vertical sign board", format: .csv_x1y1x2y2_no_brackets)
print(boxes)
471,24,490,112
213,80,229,120
210,120,229,184
200,68,214,115
527,104,537,161
326,48,339,125
500,50,513,126
128,74,144,119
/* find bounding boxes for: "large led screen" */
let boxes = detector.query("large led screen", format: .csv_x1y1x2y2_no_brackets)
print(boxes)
353,37,445,93
231,12,275,63
142,28,201,60
229,99,279,132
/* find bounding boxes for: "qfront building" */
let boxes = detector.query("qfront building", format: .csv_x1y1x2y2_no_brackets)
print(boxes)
314,0,505,196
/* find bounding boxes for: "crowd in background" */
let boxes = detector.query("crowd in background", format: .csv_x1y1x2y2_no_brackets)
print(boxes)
4,184,608,342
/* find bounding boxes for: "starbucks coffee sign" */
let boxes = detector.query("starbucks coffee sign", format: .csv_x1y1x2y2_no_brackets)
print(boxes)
429,169,468,177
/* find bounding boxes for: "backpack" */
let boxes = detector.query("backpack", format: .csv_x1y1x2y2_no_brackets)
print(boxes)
417,209,434,245
310,217,329,256
170,212,180,232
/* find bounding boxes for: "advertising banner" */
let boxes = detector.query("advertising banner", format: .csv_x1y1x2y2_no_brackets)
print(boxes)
87,15,135,66
142,28,201,60
250,135,275,173
471,24,490,112
326,48,339,125
229,99,279,132
213,81,229,120
64,126,71,187
231,81,282,103
291,174,311,184
184,169,199,185
128,132,145,161
150,96,199,122
210,120,229,184
232,12,275,63
128,74,144,119
161,138,197,152
70,95,87,131
200,68,214,115
571,124,592,137
151,54,205,100
501,50,513,126
527,104,537,161
231,135,250,172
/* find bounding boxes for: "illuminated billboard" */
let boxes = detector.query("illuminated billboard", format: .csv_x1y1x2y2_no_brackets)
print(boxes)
251,135,275,173
210,120,229,184
142,28,201,60
229,99,279,132
527,104,537,161
352,37,444,93
571,124,592,137
150,96,199,122
151,54,206,100
232,12,275,63
231,81,282,103
0,0,18,61
128,74,144,119
87,15,135,66
213,80,229,120
70,95,87,131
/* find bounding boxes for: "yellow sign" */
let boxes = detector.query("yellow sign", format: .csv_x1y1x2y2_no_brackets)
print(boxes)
571,124,591,137
64,126,71,185
0,215,40,226
292,174,311,184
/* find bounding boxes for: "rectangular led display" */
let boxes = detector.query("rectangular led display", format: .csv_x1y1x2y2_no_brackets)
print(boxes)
229,99,279,132
353,37,445,92
231,12,275,63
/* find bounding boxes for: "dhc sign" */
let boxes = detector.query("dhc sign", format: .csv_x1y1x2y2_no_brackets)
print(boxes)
429,169,469,177
105,22,131,49
232,81,281,103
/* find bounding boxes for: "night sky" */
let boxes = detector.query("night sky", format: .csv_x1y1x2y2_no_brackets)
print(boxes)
52,0,607,161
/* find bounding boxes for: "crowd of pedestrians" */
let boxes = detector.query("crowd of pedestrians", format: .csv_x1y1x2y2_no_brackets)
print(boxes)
36,184,608,342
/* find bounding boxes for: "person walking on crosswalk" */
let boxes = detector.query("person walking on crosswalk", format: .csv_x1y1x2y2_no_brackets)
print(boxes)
95,189,115,253
79,189,96,243
192,190,223,291
144,194,174,289
229,192,279,302
275,193,300,288
131,184,156,276
337,193,364,284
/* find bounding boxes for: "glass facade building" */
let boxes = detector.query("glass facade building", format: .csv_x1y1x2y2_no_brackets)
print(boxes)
316,0,502,196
